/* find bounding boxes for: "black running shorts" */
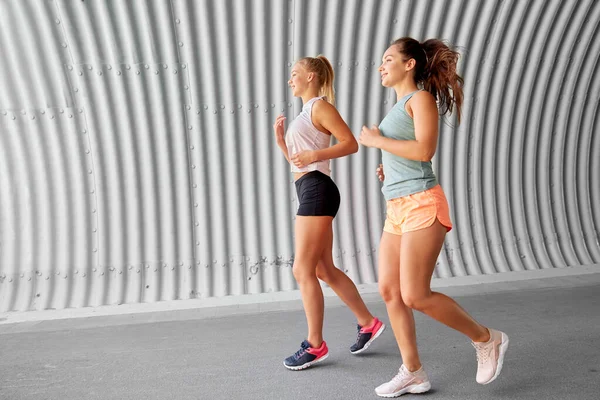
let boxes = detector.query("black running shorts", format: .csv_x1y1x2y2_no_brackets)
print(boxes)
294,171,340,217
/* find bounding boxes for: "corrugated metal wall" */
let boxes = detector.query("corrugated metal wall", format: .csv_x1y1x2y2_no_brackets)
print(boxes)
0,0,598,312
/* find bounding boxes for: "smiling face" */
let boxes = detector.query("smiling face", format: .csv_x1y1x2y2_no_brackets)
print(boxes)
378,45,415,87
288,62,314,97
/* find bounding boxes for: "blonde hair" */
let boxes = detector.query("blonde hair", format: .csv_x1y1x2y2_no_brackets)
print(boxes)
298,55,335,105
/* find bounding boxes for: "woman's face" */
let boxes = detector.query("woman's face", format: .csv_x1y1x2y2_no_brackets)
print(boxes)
378,45,409,87
288,62,311,97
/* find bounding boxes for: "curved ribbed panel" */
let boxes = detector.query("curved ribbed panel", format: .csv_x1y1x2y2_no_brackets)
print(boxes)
0,0,599,312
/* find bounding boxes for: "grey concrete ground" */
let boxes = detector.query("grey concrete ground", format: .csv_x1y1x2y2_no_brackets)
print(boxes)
1,273,600,400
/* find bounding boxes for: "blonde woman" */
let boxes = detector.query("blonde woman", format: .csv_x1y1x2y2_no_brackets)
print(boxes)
274,55,385,370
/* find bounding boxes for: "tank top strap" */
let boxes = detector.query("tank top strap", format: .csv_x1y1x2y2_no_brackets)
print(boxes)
303,96,326,114
398,90,421,108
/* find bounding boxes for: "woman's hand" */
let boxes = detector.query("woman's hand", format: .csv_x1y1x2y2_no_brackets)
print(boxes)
273,114,286,145
291,151,317,168
359,125,383,148
376,164,385,182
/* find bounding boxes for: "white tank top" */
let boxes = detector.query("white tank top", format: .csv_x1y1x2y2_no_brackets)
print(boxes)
285,96,332,175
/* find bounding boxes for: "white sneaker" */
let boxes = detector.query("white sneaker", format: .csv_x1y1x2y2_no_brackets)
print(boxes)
472,328,509,384
375,364,431,398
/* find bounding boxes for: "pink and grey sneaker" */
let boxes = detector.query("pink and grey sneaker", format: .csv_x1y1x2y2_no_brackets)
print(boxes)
472,328,510,384
375,364,431,398
350,317,386,354
283,340,329,370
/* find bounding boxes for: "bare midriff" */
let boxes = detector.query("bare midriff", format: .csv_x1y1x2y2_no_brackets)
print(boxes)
293,172,309,182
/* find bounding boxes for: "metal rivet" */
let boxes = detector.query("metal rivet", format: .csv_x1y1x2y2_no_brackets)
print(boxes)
186,105,191,110
195,222,199,226
190,145,194,149
193,184,197,188
79,109,83,113
74,88,79,92
107,65,112,70
179,42,184,47
194,203,198,207
136,70,140,75
185,85,189,90
55,18,60,24
188,125,193,130
78,71,83,76
174,69,178,74
68,65,73,70
85,149,90,154
182,64,186,69
88,65,92,70
288,18,293,23
126,65,131,70
155,70,159,75
220,104,225,109
288,41,292,46
144,64,149,69
176,18,180,24
62,42,67,48
163,64,168,69
192,165,196,169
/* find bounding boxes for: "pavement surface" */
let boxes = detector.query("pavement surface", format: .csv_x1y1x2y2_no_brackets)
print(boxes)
1,271,599,400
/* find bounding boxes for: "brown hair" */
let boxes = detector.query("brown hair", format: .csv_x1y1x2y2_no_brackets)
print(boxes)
391,37,464,123
298,55,336,105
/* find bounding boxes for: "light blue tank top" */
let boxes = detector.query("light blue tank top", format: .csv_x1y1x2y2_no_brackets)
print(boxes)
379,90,438,201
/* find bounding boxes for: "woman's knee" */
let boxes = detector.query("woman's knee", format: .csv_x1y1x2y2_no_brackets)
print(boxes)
315,261,335,283
379,282,402,304
292,261,317,283
401,290,430,311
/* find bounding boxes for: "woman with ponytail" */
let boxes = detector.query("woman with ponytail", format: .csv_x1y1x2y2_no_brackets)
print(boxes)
359,38,509,396
274,55,385,370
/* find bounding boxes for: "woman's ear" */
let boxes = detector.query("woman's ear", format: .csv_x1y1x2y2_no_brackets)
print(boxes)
405,58,416,72
306,72,315,82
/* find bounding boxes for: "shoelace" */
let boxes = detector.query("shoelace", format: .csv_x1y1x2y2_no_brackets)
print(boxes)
354,324,363,343
391,367,411,384
293,342,310,359
472,342,490,364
